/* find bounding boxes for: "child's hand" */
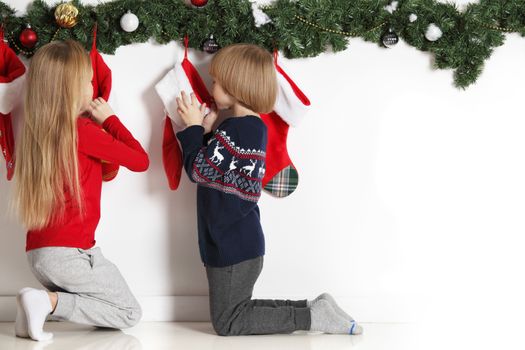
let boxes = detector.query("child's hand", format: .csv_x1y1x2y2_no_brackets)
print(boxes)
177,91,206,128
88,97,115,124
202,102,219,134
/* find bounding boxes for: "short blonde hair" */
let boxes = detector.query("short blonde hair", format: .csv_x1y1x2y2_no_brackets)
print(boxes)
210,44,277,114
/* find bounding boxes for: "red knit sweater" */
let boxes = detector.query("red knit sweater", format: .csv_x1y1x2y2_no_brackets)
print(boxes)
26,115,149,251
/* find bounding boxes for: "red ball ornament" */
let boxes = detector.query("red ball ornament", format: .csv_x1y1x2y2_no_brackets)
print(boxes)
19,24,38,49
191,0,208,7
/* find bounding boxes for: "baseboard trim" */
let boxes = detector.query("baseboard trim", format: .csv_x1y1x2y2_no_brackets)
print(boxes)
0,295,415,323
0,295,210,322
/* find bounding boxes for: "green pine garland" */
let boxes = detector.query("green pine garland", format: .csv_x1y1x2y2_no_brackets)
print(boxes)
0,0,524,88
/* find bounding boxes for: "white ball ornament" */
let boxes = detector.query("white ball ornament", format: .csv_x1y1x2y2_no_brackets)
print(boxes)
425,23,443,41
120,10,139,32
409,14,418,22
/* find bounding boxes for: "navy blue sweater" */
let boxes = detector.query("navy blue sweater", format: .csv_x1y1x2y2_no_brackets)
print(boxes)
177,116,267,267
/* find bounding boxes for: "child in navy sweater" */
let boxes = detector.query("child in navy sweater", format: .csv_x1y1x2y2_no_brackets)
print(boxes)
176,44,362,336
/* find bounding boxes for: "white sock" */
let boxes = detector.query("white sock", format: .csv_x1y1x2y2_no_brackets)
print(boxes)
15,287,32,338
20,288,54,341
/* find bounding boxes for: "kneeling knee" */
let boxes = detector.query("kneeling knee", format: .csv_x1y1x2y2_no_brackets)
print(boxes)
118,304,142,329
212,318,232,336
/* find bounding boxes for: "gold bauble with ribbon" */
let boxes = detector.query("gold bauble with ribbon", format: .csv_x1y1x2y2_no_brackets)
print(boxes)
54,2,79,29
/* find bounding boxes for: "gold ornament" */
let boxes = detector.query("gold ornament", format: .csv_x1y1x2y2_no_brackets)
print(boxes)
54,2,79,29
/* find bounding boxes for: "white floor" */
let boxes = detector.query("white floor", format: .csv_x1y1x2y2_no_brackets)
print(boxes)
0,322,418,350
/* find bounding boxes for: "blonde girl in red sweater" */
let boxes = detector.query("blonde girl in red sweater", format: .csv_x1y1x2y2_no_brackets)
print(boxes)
12,40,148,341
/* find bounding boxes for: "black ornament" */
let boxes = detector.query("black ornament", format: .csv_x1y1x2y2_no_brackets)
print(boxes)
382,28,399,47
203,34,219,54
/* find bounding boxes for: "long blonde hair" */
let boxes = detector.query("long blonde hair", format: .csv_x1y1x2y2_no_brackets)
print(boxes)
13,40,91,230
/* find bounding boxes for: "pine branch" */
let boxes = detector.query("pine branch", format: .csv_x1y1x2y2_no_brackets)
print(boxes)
1,0,524,88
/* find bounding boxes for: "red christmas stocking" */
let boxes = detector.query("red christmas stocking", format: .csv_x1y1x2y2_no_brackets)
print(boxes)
155,36,213,190
90,24,119,181
261,51,311,197
0,28,26,180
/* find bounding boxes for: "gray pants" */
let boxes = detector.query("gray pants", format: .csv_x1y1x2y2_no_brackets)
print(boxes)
27,247,141,329
206,256,311,336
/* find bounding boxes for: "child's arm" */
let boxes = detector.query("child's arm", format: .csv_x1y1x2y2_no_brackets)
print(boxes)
175,91,224,182
176,125,236,183
78,116,149,172
78,97,149,171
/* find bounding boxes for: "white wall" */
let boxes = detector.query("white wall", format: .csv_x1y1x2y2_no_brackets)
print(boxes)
2,1,525,341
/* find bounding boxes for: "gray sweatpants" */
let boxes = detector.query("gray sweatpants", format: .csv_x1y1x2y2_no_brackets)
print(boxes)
27,247,141,329
206,256,311,336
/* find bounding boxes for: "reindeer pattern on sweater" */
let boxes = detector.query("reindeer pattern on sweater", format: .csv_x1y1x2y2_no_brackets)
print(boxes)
190,123,266,202
177,115,267,267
